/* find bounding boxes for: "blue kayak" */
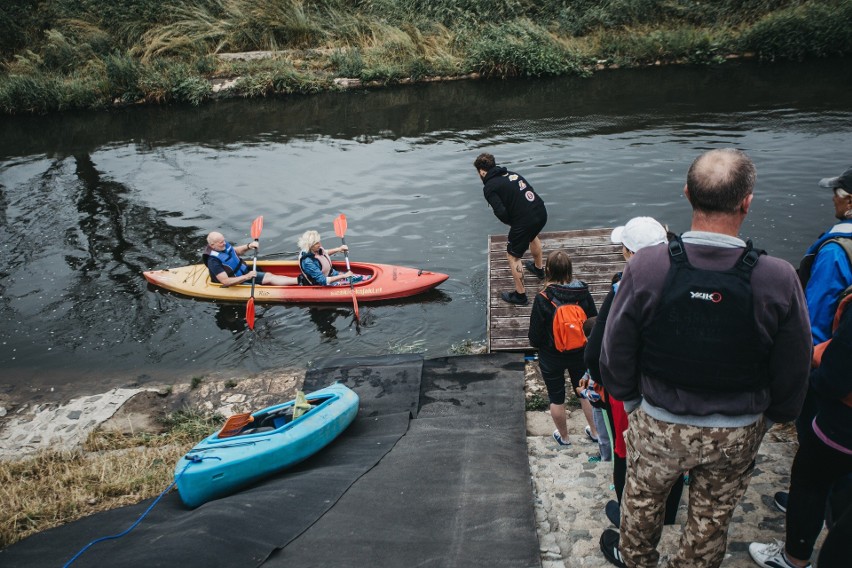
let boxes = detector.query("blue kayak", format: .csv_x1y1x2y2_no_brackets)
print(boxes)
175,382,359,508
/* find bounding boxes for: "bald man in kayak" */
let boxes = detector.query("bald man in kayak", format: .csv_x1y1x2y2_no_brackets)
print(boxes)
204,231,298,286
475,152,548,305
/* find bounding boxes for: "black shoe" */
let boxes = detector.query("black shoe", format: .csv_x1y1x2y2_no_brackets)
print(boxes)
523,260,545,279
605,500,621,528
600,529,627,568
774,491,788,513
501,291,528,305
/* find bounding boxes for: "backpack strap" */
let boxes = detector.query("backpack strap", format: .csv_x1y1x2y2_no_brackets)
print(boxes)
540,289,559,309
829,236,852,266
734,239,765,276
667,236,687,263
798,236,852,288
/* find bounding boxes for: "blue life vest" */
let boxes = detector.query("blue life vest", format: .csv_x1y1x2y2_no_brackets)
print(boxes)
203,243,248,280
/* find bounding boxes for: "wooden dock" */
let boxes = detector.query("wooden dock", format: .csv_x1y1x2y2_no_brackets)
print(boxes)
487,228,625,352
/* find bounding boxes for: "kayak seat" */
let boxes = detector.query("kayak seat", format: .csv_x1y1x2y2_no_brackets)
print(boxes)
238,426,275,436
258,408,293,429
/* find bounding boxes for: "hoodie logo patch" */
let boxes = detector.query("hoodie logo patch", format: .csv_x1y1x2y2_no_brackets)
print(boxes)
525,190,535,202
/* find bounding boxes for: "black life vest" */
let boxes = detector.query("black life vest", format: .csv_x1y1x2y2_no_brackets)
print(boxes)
640,237,770,393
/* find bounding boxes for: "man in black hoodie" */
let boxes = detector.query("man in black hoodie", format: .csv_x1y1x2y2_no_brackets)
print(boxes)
474,152,548,305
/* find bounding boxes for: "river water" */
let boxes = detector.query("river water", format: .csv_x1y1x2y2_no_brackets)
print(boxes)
1,59,851,401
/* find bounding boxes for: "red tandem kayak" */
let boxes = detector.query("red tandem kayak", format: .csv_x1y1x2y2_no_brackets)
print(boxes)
143,260,449,303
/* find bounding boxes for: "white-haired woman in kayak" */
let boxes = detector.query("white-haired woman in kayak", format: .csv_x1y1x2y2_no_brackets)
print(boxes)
297,230,362,286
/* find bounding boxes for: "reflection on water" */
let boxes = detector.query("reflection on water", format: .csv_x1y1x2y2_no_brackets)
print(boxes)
1,58,851,399
214,304,248,334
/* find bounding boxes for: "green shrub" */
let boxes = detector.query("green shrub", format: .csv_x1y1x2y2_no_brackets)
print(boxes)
58,72,108,110
0,1,45,56
0,69,109,114
0,73,61,114
366,0,533,28
360,63,406,83
330,47,365,77
138,59,212,105
41,30,95,73
104,51,142,100
598,28,732,66
172,74,211,105
740,2,852,60
525,393,548,412
232,64,325,96
464,22,584,78
554,0,667,36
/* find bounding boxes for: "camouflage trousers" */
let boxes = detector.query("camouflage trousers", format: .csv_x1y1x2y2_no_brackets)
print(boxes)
620,409,767,568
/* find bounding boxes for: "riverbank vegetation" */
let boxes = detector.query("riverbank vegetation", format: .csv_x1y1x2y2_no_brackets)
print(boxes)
1,0,850,114
0,408,223,549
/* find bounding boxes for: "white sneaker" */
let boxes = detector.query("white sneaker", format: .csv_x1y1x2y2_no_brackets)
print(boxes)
748,541,811,568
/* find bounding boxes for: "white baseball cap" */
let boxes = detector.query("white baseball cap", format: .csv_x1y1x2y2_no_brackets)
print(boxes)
611,217,668,253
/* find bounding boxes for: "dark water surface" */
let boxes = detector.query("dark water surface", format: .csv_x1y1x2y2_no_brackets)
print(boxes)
1,59,851,401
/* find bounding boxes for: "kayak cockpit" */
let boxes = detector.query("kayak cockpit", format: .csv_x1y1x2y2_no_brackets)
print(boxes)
213,394,337,439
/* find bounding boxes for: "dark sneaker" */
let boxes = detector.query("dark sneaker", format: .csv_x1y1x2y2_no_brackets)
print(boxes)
501,290,528,305
749,541,811,568
774,491,788,513
600,529,627,568
585,425,599,443
605,500,621,528
523,260,545,279
552,429,571,447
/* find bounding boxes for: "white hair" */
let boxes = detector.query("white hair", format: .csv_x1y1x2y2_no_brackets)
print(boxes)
297,230,321,252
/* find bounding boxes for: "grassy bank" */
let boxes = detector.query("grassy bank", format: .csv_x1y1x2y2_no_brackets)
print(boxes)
0,408,224,549
1,0,850,114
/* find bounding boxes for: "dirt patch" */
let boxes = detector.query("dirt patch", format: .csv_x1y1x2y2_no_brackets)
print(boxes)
99,368,306,436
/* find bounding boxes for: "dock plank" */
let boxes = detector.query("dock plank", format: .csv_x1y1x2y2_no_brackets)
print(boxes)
487,228,624,352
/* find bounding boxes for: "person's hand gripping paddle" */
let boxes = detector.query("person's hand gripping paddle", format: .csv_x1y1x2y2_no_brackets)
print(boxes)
246,215,264,330
333,213,360,322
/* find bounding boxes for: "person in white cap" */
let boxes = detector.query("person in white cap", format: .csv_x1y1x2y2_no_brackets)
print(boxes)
585,217,685,529
610,217,670,256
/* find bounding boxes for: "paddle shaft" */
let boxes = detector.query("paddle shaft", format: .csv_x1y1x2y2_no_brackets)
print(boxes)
340,236,359,320
250,242,258,295
246,216,264,330
333,213,359,322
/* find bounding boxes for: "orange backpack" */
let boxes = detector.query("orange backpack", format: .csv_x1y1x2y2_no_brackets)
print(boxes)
542,291,588,352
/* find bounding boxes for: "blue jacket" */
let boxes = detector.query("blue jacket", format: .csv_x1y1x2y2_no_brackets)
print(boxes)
299,249,339,286
804,222,852,344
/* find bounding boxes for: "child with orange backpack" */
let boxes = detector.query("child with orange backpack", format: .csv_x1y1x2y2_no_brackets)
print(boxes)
528,249,598,446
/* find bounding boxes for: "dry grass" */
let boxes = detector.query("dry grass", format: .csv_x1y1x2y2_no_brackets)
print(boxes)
0,409,223,550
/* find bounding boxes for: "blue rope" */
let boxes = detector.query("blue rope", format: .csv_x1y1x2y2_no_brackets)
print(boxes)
61,456,216,567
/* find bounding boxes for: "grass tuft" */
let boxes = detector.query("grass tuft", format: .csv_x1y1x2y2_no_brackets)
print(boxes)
0,407,223,549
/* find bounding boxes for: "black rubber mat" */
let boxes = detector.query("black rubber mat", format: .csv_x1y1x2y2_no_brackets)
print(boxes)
268,353,540,568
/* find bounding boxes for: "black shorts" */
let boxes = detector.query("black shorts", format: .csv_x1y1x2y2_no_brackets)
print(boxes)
506,211,547,259
538,349,586,405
